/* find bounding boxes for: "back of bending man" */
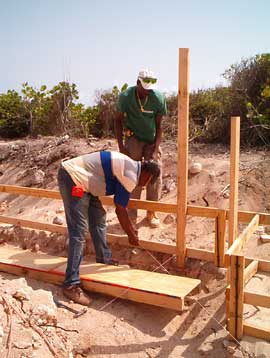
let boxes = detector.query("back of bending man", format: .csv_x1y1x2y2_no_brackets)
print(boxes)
114,69,167,228
57,150,160,305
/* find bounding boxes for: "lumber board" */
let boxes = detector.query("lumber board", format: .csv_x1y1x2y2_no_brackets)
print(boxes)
244,291,270,308
186,247,215,262
0,245,200,311
226,214,259,256
226,287,270,309
243,323,270,341
215,210,226,267
228,254,244,339
176,48,189,266
229,116,240,246
1,185,270,224
244,260,258,286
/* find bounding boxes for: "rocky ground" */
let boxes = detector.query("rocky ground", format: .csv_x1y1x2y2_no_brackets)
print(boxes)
0,136,269,357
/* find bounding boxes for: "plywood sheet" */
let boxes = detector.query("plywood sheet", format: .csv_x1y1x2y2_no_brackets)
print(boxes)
0,245,201,310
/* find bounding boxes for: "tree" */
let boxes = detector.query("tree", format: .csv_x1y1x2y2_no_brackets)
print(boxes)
224,53,270,145
0,90,29,138
49,82,79,134
21,83,51,136
94,84,128,137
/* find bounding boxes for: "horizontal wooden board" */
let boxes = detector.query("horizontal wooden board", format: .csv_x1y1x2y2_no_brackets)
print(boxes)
0,245,200,311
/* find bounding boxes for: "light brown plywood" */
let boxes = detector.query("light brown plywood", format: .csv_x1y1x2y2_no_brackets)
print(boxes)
0,246,200,311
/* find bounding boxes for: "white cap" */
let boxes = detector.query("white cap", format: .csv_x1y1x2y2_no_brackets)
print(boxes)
137,69,157,90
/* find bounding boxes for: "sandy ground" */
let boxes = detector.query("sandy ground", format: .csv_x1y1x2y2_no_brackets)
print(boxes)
0,136,269,357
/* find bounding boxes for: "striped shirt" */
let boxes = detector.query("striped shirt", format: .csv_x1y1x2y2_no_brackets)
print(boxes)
61,151,141,207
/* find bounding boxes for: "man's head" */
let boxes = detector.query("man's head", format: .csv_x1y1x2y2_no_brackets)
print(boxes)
137,69,157,97
138,160,160,187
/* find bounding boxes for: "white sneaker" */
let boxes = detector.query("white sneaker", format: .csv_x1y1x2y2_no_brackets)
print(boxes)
146,212,160,228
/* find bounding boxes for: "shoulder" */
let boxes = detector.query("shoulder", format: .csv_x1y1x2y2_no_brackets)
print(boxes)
150,89,166,102
119,86,135,100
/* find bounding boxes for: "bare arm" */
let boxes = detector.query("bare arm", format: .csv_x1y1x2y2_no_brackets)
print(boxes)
114,112,129,155
115,203,139,246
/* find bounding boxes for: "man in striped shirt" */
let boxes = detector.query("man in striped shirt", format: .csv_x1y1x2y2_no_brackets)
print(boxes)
58,150,160,305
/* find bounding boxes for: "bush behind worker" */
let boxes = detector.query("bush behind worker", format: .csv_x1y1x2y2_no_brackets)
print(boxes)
58,150,160,305
114,69,167,228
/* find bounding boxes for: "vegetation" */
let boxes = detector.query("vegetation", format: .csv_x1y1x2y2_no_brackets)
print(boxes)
0,54,269,146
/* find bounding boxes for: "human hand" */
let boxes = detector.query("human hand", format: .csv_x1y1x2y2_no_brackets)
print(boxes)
128,232,139,246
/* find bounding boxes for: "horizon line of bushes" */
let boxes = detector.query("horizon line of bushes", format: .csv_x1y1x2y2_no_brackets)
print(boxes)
0,53,269,146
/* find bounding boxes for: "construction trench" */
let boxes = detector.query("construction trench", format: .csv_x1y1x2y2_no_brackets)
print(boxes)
0,49,269,356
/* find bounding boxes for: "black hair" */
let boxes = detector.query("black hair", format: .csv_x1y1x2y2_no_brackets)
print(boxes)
141,160,160,180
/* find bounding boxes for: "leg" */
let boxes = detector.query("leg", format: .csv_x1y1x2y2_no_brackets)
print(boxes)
124,136,145,221
58,167,89,287
88,195,112,264
143,145,163,227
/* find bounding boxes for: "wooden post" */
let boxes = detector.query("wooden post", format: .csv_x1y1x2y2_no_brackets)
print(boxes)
228,254,245,340
176,48,189,267
215,210,226,267
229,117,240,247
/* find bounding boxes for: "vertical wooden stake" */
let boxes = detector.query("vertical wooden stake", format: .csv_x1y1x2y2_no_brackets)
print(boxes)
215,210,226,267
177,48,189,267
228,254,244,340
229,117,240,247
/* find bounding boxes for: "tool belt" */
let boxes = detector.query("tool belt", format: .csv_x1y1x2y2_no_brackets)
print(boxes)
125,128,134,137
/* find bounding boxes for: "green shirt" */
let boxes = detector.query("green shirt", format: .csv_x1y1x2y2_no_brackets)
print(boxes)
117,86,167,143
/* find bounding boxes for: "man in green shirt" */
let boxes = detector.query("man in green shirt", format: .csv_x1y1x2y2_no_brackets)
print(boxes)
114,69,167,228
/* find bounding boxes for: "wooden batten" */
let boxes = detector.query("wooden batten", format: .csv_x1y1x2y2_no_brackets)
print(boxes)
215,210,226,267
244,291,270,308
1,185,270,225
229,117,240,246
228,254,245,340
176,48,189,267
186,247,215,262
244,260,258,285
226,214,260,256
243,323,270,341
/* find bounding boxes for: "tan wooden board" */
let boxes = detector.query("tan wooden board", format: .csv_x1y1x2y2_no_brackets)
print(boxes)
54,262,201,299
0,245,200,311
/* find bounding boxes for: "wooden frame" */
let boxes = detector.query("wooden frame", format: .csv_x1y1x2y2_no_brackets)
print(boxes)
0,48,269,340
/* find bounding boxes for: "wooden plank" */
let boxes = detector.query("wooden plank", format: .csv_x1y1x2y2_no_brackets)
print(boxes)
176,48,189,267
243,323,270,341
229,117,240,246
215,210,226,267
244,291,270,308
1,185,270,224
186,247,215,262
226,287,270,309
227,214,260,255
0,215,68,235
228,254,245,340
244,260,258,285
0,246,200,311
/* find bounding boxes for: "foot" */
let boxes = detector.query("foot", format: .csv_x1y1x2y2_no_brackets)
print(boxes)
146,212,160,228
63,285,92,306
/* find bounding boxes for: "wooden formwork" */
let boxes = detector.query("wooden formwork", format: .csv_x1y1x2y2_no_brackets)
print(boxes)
0,48,270,339
225,117,270,341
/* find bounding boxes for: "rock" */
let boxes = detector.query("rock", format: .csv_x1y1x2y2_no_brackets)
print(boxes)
163,179,176,193
189,162,202,174
13,288,30,301
32,169,45,185
56,206,65,214
163,214,175,225
31,243,40,252
223,192,230,199
30,304,57,325
53,216,64,225
222,339,237,354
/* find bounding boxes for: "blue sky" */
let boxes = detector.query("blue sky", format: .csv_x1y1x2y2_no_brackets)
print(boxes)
0,0,269,104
